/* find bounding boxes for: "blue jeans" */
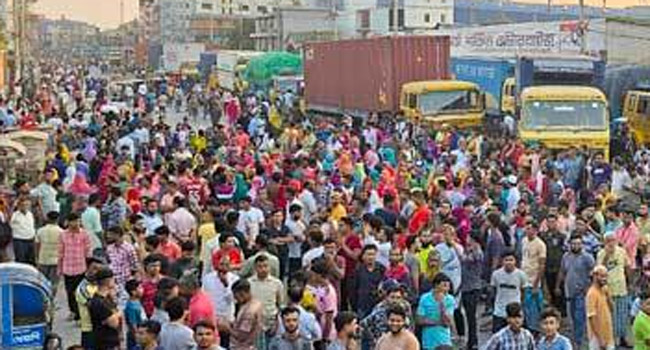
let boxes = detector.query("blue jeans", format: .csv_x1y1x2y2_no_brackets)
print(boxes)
524,288,543,332
568,295,586,348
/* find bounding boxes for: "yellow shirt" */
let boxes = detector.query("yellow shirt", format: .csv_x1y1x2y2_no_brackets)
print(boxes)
35,224,62,266
198,222,217,262
76,281,98,332
587,285,614,348
330,204,347,223
597,246,629,296
417,246,437,276
521,236,547,286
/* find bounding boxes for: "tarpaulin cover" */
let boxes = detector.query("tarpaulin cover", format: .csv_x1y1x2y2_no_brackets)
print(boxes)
243,52,302,86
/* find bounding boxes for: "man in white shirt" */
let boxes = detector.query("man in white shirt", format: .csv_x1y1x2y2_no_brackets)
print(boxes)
166,197,197,243
11,197,36,264
285,204,306,276
203,254,239,327
299,181,318,225
236,197,265,248
141,199,164,236
612,158,632,198
302,230,325,269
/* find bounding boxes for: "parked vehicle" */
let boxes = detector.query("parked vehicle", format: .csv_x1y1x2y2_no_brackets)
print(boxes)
304,36,489,128
0,263,53,350
451,57,514,116
622,85,650,146
516,56,610,158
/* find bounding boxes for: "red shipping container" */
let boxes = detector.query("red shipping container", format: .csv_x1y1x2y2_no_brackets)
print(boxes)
304,35,450,116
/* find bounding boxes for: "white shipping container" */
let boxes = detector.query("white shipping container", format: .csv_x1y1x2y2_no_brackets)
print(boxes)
216,52,239,72
163,43,206,71
217,70,236,91
216,50,264,72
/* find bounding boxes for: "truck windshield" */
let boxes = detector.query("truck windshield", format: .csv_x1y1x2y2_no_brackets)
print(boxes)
418,90,479,115
521,100,607,130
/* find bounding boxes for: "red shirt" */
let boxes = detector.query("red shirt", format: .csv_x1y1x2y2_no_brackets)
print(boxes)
141,278,159,317
339,234,362,277
159,240,182,262
408,205,432,234
212,247,243,270
188,290,220,335
385,263,409,282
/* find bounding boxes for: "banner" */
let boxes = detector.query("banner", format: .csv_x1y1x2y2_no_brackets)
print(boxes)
441,20,604,58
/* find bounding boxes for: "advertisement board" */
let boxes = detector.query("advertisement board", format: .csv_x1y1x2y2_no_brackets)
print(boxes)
441,20,604,58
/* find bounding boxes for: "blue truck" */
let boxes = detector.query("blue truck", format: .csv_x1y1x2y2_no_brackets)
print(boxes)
450,57,514,115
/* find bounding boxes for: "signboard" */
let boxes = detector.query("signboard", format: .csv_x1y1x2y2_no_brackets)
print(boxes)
3,325,46,348
441,20,604,58
162,43,205,72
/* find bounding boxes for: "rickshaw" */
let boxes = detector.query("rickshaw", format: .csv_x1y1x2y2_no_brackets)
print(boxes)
0,263,53,349
0,139,28,186
5,131,49,182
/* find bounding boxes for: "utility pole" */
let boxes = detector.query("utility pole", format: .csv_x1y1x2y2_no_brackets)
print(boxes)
392,0,398,34
331,0,337,40
579,0,586,54
120,0,125,26
12,0,25,88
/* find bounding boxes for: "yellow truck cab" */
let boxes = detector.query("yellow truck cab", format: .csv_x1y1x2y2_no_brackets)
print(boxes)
623,89,650,145
519,86,610,159
501,78,516,116
400,80,485,129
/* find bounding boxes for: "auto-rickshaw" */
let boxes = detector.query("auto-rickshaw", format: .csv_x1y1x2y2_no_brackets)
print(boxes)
0,263,53,349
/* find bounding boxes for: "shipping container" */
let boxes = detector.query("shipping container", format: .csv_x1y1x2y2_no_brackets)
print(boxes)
605,65,650,120
304,36,450,117
216,51,263,72
217,70,236,91
162,43,205,72
515,57,606,95
451,57,514,107
198,52,218,81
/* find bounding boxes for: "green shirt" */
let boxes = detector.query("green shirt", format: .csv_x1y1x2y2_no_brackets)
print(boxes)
634,310,650,350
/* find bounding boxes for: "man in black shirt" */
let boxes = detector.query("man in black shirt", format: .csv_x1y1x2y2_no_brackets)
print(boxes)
541,214,567,316
374,194,398,228
89,267,122,350
266,209,290,279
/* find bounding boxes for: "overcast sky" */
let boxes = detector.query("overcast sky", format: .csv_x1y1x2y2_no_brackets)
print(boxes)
32,0,640,29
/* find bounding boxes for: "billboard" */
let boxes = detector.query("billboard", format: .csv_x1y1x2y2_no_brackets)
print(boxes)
441,20,605,58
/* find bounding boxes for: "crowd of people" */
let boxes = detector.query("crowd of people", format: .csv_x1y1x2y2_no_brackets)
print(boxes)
1,63,650,350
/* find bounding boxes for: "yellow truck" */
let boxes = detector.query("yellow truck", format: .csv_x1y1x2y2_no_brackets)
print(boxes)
400,80,486,129
519,86,610,158
622,89,650,146
501,77,516,116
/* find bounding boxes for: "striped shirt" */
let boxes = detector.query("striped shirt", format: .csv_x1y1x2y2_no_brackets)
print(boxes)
58,229,91,276
484,326,536,350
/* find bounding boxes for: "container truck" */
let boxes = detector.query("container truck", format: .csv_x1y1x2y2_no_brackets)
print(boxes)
450,57,514,116
304,36,487,128
516,57,610,158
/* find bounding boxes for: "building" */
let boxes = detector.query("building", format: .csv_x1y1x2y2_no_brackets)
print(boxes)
159,0,194,43
251,7,335,51
453,0,628,26
355,0,454,37
38,17,100,58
